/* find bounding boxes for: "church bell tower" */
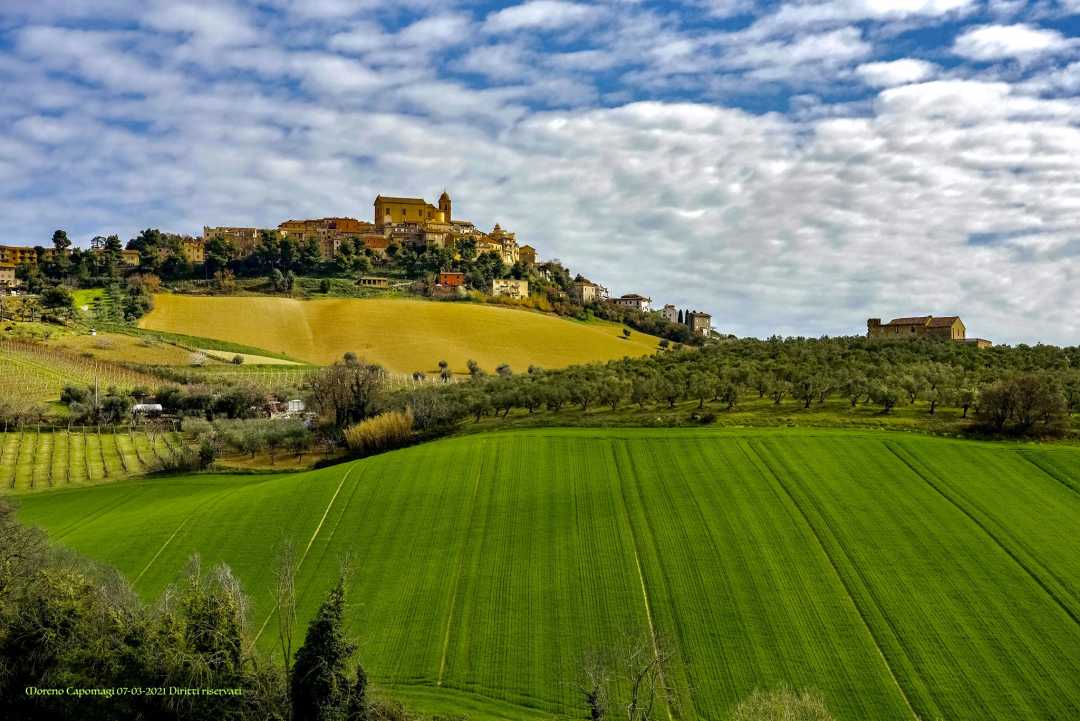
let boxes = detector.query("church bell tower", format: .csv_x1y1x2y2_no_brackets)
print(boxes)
438,190,451,223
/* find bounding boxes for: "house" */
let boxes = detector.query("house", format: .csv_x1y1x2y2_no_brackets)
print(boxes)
202,226,264,255
438,271,465,287
612,293,652,312
358,276,390,288
0,264,17,288
518,244,538,266
131,403,163,417
491,278,528,300
180,236,205,263
868,316,966,341
686,311,712,337
286,399,306,414
661,304,678,323
571,276,605,304
965,338,993,348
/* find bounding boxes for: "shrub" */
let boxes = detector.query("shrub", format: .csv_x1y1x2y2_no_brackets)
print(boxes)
728,687,835,721
232,354,245,365
344,409,414,456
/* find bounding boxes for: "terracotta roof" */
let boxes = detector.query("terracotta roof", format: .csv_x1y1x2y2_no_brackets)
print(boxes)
618,293,651,300
928,316,960,327
374,196,428,205
886,316,931,326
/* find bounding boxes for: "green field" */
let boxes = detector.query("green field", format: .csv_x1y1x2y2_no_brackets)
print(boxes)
13,429,1080,720
0,429,184,490
139,294,661,372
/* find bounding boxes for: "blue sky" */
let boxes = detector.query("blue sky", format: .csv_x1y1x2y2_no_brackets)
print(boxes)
1,0,1078,344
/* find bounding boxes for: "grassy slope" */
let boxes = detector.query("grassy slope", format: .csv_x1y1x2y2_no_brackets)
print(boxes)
13,429,1080,721
139,294,661,372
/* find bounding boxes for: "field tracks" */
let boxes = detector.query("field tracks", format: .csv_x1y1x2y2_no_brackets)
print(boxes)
251,463,360,648
883,442,1080,630
739,441,921,721
437,441,487,687
609,440,676,721
1013,450,1080,499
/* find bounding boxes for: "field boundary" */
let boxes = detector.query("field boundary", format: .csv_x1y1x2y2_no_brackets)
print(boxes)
740,441,921,721
437,442,488,687
884,442,1080,630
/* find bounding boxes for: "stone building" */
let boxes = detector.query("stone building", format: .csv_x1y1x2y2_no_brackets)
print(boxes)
180,237,205,264
491,278,528,299
686,311,712,337
202,226,264,255
0,245,46,266
278,217,373,260
868,316,965,341
571,276,605,304
518,244,538,266
0,263,17,288
374,193,451,227
661,304,678,323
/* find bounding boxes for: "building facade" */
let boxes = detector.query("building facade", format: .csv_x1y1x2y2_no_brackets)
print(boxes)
202,227,264,255
0,263,17,288
687,311,712,337
612,293,652,312
491,278,528,299
868,316,965,341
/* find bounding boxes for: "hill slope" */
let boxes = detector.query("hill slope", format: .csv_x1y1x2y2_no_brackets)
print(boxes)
139,295,660,372
14,429,1080,721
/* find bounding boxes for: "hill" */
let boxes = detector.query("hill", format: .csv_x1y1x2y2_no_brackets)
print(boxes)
14,428,1080,721
138,295,662,372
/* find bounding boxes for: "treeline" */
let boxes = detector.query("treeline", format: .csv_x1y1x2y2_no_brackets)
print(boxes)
0,500,454,721
374,336,1079,439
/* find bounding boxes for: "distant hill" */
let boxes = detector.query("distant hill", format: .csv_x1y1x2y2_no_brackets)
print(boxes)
139,294,661,372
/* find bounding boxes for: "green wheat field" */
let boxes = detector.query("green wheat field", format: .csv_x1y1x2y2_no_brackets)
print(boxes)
12,428,1080,721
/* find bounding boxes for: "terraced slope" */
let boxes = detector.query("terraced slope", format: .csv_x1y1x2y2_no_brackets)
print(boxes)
139,294,661,372
14,429,1080,721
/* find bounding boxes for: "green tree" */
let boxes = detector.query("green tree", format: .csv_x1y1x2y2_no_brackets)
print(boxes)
291,576,366,721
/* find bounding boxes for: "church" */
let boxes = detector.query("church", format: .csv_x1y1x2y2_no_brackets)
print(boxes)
374,191,452,227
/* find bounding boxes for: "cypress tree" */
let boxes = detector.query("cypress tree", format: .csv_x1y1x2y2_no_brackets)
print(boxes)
291,577,356,721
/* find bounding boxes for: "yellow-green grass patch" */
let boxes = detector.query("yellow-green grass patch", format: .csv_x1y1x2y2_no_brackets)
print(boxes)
139,294,662,372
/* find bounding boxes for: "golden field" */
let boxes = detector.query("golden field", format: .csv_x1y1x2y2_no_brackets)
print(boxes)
139,295,662,373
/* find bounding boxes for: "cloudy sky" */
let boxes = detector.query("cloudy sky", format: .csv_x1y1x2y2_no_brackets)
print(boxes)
1,1,1078,344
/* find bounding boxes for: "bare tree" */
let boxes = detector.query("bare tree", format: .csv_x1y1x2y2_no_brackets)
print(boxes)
579,634,672,721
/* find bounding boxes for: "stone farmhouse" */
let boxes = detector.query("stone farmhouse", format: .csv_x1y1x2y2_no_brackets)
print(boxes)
0,263,16,288
571,276,608,304
868,316,965,341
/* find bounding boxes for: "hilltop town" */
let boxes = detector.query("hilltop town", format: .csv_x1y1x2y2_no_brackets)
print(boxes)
0,191,714,344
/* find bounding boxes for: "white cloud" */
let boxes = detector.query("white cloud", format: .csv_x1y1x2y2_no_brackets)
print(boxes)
856,58,937,86
483,1,602,33
397,13,472,48
953,23,1072,61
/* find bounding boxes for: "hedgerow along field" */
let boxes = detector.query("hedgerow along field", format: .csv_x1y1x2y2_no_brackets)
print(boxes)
0,428,184,491
13,429,1080,721
139,294,662,372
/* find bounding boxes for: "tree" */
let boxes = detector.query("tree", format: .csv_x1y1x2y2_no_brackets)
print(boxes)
51,229,71,253
305,359,385,427
291,575,367,721
40,285,74,311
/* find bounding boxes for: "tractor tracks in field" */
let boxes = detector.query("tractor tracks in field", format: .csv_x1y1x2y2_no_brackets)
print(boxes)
739,441,922,721
437,441,488,687
250,463,360,648
884,442,1080,631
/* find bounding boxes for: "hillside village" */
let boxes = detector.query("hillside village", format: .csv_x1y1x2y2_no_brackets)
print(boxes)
0,191,714,343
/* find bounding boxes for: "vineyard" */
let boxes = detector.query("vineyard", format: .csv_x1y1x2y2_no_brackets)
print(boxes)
0,339,162,405
15,428,1080,721
0,428,185,490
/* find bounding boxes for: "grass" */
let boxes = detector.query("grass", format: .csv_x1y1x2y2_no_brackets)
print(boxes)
0,428,184,491
139,294,662,372
13,428,1080,721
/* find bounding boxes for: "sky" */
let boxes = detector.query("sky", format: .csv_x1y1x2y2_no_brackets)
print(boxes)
0,1,1078,344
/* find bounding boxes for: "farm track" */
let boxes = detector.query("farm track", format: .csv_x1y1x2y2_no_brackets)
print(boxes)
13,429,1080,721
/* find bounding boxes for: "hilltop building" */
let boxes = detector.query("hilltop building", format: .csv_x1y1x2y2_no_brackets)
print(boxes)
612,293,652,312
278,217,374,259
519,245,538,266
661,304,678,323
571,276,608,304
202,226,265,255
686,311,712,337
491,278,528,299
868,316,966,341
0,263,17,288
